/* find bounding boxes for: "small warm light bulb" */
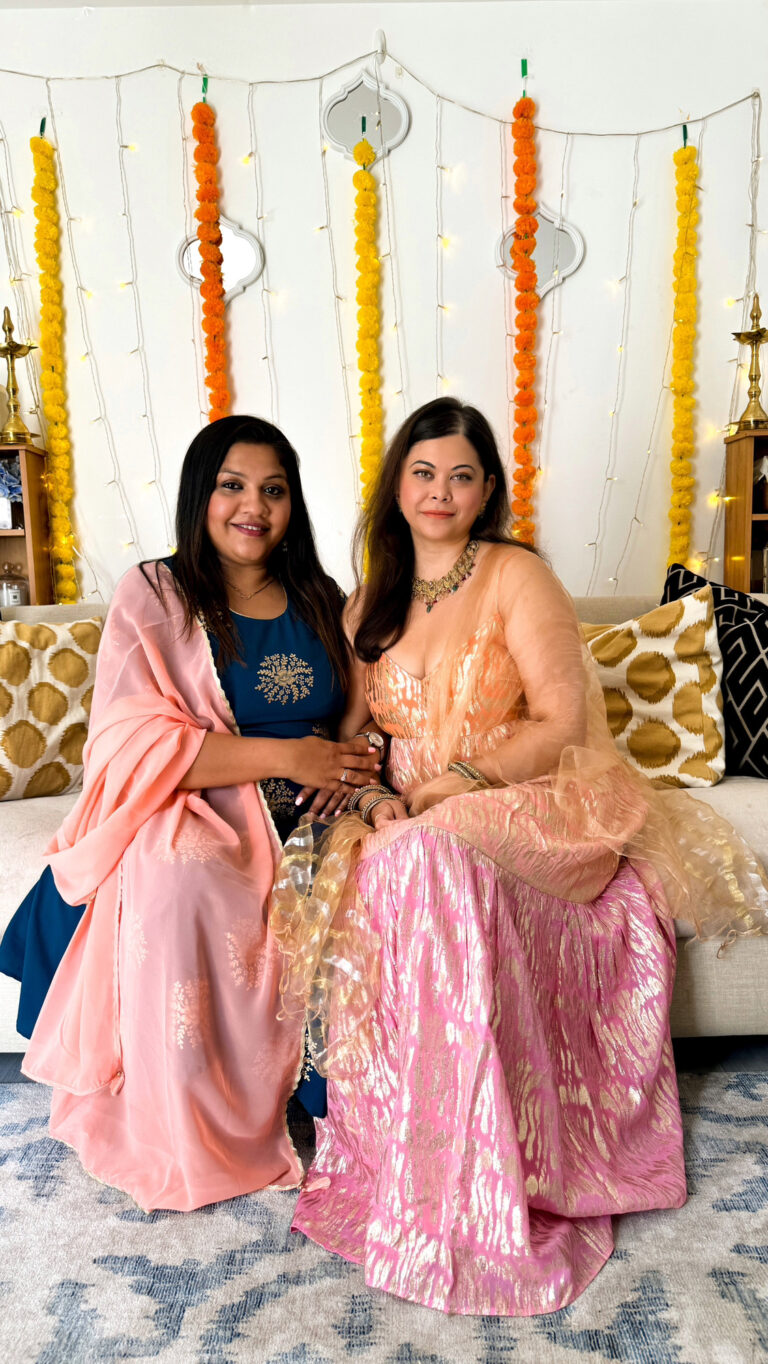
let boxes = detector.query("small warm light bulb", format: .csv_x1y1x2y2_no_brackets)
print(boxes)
440,236,451,250
241,153,253,166
118,282,130,292
706,491,720,508
80,353,88,363
11,208,23,219
725,297,737,308
85,290,93,300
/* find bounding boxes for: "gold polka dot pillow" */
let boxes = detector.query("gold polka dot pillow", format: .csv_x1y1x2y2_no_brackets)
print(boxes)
581,585,725,787
0,617,102,799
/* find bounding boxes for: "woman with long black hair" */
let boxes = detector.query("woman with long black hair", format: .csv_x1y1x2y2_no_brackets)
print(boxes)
0,414,380,1211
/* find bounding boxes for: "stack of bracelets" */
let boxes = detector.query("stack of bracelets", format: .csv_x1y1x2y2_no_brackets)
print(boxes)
447,760,490,786
348,783,394,825
348,761,489,826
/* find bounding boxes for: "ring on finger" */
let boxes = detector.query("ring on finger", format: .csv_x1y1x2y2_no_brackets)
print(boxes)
340,768,348,783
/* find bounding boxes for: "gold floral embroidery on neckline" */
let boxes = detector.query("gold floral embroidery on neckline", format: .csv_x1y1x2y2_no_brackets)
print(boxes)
256,652,314,705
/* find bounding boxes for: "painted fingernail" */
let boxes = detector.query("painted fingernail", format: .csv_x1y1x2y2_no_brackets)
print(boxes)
368,747,377,753
294,796,304,806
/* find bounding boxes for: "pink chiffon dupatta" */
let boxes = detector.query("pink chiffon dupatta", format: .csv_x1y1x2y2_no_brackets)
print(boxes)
23,564,303,1209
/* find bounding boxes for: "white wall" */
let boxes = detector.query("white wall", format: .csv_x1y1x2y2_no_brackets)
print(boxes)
0,1,764,599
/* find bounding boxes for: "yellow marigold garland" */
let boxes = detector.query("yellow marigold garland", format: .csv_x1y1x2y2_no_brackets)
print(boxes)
30,134,78,602
509,96,539,546
353,138,383,505
668,144,699,565
191,100,230,422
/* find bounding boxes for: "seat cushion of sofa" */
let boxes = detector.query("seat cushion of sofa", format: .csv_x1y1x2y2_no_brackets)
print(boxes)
0,792,81,928
685,775,768,869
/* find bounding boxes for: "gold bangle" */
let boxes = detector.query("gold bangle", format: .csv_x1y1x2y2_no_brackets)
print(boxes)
447,760,489,787
348,783,391,812
359,793,392,825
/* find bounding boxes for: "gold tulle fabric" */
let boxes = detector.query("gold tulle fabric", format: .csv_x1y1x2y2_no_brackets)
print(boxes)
270,545,768,1071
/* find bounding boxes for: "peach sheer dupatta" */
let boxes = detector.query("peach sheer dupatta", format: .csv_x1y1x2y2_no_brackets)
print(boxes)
406,544,768,940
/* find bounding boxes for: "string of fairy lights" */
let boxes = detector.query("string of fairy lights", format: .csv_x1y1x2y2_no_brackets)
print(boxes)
0,47,761,597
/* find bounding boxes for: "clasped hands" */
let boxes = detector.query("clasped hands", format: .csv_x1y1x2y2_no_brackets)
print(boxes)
294,740,484,829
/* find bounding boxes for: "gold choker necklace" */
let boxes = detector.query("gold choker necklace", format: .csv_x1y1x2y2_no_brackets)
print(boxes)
412,540,479,613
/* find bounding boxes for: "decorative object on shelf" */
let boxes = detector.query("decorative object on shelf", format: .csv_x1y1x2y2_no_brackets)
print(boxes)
667,138,700,567
0,562,29,607
321,44,409,162
191,92,230,422
0,307,37,447
0,452,22,529
30,130,77,603
354,132,384,506
500,203,585,298
732,293,768,431
176,216,264,306
508,89,539,547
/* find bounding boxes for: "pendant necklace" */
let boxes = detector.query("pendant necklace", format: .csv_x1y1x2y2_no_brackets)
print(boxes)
225,576,274,602
412,540,479,613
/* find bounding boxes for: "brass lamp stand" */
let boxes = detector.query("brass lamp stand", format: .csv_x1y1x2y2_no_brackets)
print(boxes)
0,306,38,446
733,294,768,431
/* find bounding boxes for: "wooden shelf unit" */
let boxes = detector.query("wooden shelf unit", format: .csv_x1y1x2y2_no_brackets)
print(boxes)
0,442,53,605
723,429,768,593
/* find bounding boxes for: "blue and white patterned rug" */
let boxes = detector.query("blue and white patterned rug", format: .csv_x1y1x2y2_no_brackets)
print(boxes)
0,1073,766,1363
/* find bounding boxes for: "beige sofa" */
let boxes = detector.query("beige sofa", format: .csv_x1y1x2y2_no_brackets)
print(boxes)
0,593,766,1050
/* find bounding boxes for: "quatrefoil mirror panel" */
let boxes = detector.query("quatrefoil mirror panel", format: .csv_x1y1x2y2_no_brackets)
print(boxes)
322,70,410,161
176,217,265,304
500,204,585,296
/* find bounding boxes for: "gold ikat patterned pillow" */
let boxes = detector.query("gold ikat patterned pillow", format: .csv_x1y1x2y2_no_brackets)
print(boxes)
0,616,102,799
581,585,725,787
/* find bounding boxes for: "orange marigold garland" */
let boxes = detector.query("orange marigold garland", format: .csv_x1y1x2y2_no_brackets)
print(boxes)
509,96,539,546
353,137,383,506
191,99,230,422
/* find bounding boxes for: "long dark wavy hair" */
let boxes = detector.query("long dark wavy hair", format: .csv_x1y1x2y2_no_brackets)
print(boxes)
353,396,537,663
143,415,348,682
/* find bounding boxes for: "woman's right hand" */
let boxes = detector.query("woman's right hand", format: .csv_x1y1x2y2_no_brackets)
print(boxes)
287,736,380,793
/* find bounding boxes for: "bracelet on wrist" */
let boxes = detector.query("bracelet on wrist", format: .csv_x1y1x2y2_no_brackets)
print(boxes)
348,782,391,813
359,792,393,825
447,760,490,788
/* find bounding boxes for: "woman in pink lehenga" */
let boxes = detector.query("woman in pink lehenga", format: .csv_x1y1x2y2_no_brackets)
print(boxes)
273,397,768,1316
19,415,383,1212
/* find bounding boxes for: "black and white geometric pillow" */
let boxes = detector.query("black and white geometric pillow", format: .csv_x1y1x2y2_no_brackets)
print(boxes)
662,564,768,777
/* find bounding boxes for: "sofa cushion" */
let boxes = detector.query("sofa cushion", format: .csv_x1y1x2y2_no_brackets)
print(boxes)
0,616,103,799
0,790,80,923
662,564,768,778
581,585,726,786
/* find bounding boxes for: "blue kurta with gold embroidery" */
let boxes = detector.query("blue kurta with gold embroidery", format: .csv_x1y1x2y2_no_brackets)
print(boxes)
210,605,345,839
